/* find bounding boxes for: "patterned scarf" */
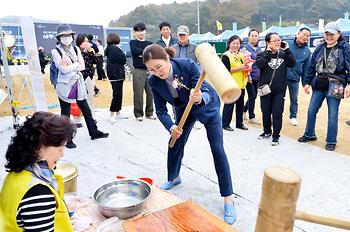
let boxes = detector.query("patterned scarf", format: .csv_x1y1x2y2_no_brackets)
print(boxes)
25,160,59,191
316,46,339,74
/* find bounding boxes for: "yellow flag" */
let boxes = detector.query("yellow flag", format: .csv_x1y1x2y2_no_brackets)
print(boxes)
216,20,223,31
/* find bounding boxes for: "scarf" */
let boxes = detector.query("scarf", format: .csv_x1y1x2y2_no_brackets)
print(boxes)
25,160,59,191
316,46,339,74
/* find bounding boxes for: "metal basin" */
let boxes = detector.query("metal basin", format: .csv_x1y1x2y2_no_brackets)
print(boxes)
93,179,152,219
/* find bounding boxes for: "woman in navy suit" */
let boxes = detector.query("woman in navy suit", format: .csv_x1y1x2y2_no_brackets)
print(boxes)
143,44,236,224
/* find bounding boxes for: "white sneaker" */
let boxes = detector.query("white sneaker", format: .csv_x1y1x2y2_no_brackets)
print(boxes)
243,112,248,121
110,116,117,123
146,115,157,120
248,118,261,125
271,139,280,146
290,118,298,126
115,113,128,119
136,117,143,121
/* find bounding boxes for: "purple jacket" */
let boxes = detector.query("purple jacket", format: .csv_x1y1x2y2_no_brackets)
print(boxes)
242,43,261,81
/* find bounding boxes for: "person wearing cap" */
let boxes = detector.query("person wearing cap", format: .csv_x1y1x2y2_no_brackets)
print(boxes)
171,25,199,126
298,22,350,151
52,23,109,149
172,25,198,63
155,22,177,48
129,22,156,121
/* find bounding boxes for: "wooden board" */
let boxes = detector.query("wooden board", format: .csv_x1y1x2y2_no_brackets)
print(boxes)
123,200,238,232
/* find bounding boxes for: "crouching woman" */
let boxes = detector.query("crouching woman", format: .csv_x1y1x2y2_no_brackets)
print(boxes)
0,111,76,231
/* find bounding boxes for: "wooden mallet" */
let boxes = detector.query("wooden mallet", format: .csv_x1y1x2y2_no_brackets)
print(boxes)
255,167,350,231
169,43,241,148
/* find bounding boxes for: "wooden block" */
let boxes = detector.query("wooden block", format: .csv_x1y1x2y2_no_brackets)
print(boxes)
123,200,238,232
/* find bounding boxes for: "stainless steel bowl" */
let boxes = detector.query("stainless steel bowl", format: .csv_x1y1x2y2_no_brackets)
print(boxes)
93,179,152,219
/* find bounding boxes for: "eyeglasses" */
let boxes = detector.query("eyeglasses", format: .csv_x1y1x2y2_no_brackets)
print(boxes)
148,64,164,74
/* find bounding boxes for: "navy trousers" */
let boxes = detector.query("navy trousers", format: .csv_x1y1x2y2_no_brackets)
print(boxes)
222,89,245,127
167,112,233,197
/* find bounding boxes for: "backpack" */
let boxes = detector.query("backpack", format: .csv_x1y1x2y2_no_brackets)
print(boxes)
50,46,78,88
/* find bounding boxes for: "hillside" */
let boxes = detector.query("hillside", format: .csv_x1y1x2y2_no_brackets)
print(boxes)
108,0,350,41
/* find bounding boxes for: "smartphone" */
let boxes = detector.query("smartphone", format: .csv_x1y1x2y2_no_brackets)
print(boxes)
281,41,287,49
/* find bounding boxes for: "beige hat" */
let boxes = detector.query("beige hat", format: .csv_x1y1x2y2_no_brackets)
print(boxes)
324,22,341,34
177,25,189,35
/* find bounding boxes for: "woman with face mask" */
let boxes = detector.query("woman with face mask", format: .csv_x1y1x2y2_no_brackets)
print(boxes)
51,24,108,149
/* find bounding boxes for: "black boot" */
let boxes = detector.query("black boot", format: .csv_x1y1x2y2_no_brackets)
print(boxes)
66,141,77,149
91,130,109,140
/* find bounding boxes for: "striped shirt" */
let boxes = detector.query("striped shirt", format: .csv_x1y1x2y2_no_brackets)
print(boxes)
16,184,56,231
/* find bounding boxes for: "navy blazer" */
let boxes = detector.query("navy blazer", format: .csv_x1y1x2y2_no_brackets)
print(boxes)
148,58,221,131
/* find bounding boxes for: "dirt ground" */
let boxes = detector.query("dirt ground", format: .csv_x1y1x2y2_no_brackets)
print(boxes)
1,73,350,155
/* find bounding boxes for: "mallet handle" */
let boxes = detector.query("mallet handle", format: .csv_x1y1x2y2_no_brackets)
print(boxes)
295,210,350,230
169,71,206,148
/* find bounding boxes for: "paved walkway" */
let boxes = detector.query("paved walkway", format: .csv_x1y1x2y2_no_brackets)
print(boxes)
1,106,349,231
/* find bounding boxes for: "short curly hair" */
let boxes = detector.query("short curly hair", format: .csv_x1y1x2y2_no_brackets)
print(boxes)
5,111,76,172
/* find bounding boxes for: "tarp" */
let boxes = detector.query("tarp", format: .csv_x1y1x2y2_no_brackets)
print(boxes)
189,32,216,43
211,27,250,41
260,24,318,38
335,18,350,35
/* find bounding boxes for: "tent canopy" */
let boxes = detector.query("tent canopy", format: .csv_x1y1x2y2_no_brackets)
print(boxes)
260,24,318,38
335,18,350,35
189,32,216,43
211,27,250,41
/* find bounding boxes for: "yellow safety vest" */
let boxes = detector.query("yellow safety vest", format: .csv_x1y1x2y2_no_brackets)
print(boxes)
0,170,74,231
223,50,248,89
0,208,4,231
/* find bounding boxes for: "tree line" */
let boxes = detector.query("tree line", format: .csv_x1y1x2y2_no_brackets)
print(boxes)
108,0,350,41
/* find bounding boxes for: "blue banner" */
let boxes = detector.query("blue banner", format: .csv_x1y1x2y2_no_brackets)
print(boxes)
105,27,132,54
2,23,133,59
34,23,105,54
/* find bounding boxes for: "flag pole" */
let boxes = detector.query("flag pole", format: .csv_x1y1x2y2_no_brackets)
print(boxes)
197,0,200,34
